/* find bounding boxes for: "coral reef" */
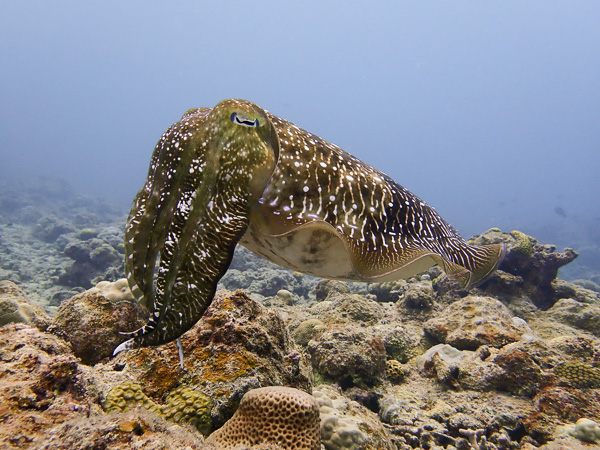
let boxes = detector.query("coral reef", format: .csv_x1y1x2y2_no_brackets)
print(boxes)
554,418,600,444
162,386,213,435
2,211,600,449
554,362,600,388
95,278,135,302
48,283,148,365
314,386,396,449
0,280,51,329
293,318,326,347
470,228,580,309
205,386,320,450
308,327,387,387
102,380,161,414
112,290,313,428
103,381,213,435
316,390,367,449
423,295,530,350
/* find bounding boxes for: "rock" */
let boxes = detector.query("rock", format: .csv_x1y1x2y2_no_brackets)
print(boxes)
59,237,124,288
220,249,317,299
545,297,600,336
293,318,326,347
416,338,556,397
572,278,600,293
39,409,206,449
0,280,52,330
526,387,600,443
368,279,408,303
33,215,76,242
48,284,148,365
308,327,387,388
314,386,397,449
401,282,436,309
0,324,91,448
379,379,534,449
381,325,427,363
469,229,579,309
276,288,295,305
315,279,351,300
111,290,313,429
311,292,385,325
423,296,526,350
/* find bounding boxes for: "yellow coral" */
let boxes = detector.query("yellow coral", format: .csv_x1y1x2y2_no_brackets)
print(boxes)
103,382,213,434
102,381,160,414
386,360,406,383
510,230,534,257
163,386,213,435
201,351,257,383
554,362,600,388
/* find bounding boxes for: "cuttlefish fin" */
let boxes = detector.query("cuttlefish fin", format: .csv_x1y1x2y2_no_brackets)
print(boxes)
433,242,506,290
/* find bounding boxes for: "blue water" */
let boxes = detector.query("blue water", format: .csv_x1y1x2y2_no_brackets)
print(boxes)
1,1,598,278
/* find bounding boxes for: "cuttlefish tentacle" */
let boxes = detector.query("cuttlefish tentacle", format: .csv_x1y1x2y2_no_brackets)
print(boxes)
124,107,212,311
115,100,279,353
116,98,505,354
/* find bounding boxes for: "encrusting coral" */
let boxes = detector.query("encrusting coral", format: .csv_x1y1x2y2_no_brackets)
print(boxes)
162,386,213,436
554,362,600,388
102,380,161,415
102,381,213,435
205,386,321,450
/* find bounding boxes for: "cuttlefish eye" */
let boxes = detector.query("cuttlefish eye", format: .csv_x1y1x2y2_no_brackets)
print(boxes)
230,112,259,127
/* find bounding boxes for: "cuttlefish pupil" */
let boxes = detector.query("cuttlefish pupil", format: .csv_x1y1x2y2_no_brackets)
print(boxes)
231,112,259,127
114,98,506,355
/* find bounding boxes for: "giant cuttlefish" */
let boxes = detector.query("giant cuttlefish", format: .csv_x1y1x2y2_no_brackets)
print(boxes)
114,99,505,353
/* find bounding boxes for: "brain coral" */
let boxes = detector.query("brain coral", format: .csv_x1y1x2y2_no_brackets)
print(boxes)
205,386,320,450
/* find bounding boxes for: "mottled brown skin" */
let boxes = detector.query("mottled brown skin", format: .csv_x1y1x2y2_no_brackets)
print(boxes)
115,99,505,353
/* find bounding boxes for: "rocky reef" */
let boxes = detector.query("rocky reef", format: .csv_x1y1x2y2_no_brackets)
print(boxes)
1,184,600,450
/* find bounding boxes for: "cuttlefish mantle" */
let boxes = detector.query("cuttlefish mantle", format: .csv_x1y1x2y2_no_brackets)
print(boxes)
114,99,505,354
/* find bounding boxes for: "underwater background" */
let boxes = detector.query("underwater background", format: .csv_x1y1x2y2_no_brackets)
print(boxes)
1,1,599,249
1,2,600,449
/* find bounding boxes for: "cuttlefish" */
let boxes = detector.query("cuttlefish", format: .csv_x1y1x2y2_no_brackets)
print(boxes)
114,99,505,354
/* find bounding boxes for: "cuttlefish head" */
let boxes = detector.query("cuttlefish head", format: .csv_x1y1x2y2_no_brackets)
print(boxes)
118,99,280,353
204,99,280,198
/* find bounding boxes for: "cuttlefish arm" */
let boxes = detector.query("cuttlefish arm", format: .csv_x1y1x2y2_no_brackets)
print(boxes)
115,100,279,353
